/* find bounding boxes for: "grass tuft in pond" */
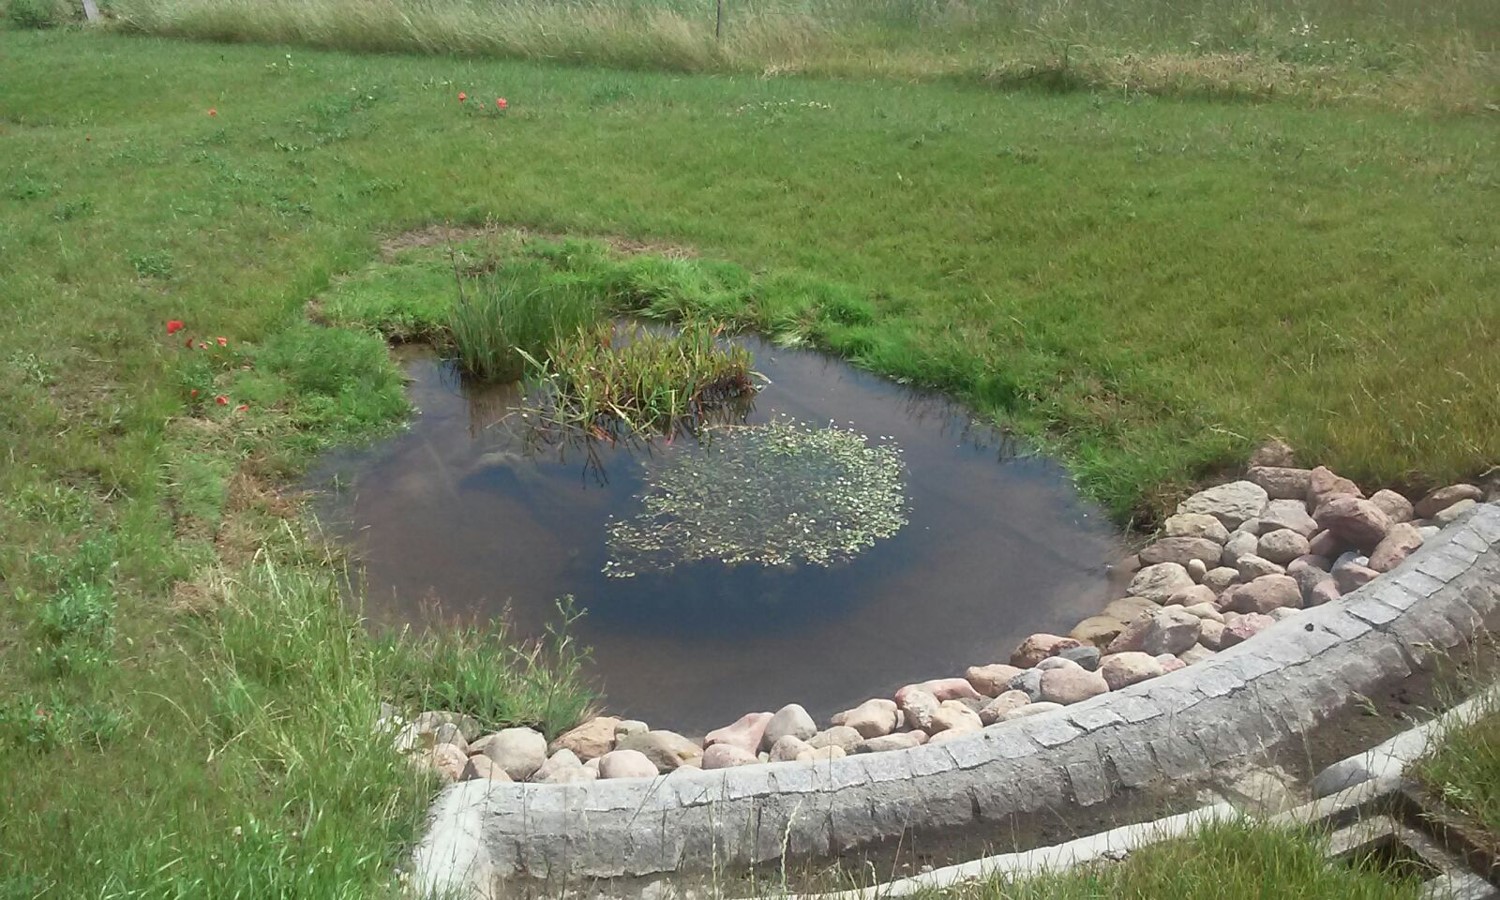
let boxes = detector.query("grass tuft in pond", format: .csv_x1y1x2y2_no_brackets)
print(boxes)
448,263,606,383
529,321,757,438
605,417,907,578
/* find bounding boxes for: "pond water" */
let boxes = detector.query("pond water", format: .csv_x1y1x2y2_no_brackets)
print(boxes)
308,336,1123,733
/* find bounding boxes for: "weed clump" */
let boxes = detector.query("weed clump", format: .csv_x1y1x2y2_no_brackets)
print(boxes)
448,265,605,382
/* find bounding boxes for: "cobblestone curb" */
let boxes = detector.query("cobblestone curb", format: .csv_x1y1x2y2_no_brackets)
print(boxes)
413,503,1500,894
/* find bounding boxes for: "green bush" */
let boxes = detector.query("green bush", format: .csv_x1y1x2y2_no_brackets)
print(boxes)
5,0,66,29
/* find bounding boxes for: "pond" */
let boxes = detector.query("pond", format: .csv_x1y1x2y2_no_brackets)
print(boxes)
307,336,1123,733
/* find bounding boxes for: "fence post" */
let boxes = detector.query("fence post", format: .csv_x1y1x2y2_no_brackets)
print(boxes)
81,0,101,21
715,0,724,43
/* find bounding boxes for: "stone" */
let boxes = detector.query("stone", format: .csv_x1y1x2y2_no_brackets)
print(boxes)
1128,563,1195,603
1165,585,1217,608
1433,498,1478,526
583,757,601,773
965,663,1024,696
1236,554,1285,580
1008,669,1044,702
1224,612,1275,644
433,723,469,755
898,690,940,732
769,735,813,762
807,726,863,755
536,748,597,784
480,727,547,781
1414,484,1483,520
1369,489,1414,524
460,754,511,782
412,710,483,743
1177,481,1268,528
1307,466,1364,507
1198,619,1228,650
1333,549,1368,570
1039,666,1110,705
1308,579,1342,606
1222,574,1301,615
597,749,659,780
1307,529,1343,558
1220,531,1259,567
702,743,758,769
1313,496,1392,552
761,704,817,751
1181,602,1224,622
895,677,981,703
703,712,772,756
1368,522,1424,573
855,732,927,753
1010,633,1083,668
1417,525,1441,541
1100,652,1165,690
1237,518,1265,537
1164,513,1231,544
1141,607,1202,656
1187,558,1208,581
831,699,900,739
614,720,649,739
1248,439,1296,468
1069,616,1124,647
1332,562,1380,595
1202,566,1240,594
1000,702,1065,722
1287,553,1331,574
1260,498,1319,537
617,730,703,773
1156,654,1186,673
1035,656,1079,671
1103,596,1160,624
1180,645,1215,665
550,716,620,762
1246,466,1313,501
979,690,1032,725
930,700,984,733
1267,607,1301,621
1140,536,1223,569
426,743,470,783
1257,529,1310,565
795,745,846,763
1057,645,1102,671
1290,564,1331,603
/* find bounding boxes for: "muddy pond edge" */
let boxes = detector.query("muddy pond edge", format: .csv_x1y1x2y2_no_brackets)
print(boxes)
412,501,1500,893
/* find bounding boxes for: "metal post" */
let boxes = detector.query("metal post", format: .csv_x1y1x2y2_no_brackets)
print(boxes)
714,0,724,43
81,0,101,21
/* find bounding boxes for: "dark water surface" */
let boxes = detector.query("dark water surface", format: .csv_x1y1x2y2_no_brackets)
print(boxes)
308,337,1122,733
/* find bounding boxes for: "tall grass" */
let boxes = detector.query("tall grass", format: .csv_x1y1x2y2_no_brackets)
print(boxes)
111,0,1499,110
1413,701,1500,844
535,321,756,436
448,263,605,382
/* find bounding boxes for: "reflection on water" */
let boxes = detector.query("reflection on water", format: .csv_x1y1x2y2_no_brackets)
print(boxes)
307,336,1122,733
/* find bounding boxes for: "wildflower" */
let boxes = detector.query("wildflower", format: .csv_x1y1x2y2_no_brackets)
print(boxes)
216,336,228,347
190,389,199,398
185,337,194,348
199,342,209,350
215,395,228,405
235,403,248,412
496,97,508,111
208,108,217,117
458,92,467,102
167,320,185,335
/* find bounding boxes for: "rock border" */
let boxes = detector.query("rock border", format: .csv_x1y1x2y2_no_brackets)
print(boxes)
414,501,1500,893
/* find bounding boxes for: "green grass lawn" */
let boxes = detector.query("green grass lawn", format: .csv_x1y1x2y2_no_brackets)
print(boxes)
0,21,1496,896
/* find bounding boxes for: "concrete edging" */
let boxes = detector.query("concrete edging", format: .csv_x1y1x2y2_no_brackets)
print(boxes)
414,503,1500,894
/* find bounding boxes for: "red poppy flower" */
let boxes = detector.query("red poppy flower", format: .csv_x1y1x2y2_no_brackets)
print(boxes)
458,92,467,102
496,97,507,111
216,336,228,347
191,389,199,398
208,108,217,117
235,403,248,412
185,337,194,348
167,320,185,335
199,341,209,350
215,395,228,405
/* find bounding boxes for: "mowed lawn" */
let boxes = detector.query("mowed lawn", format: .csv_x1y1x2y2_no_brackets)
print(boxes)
0,25,1496,897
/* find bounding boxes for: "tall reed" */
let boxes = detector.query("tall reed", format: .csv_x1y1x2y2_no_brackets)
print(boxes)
447,264,605,383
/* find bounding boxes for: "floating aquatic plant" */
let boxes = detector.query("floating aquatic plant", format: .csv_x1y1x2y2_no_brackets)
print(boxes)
604,418,907,578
